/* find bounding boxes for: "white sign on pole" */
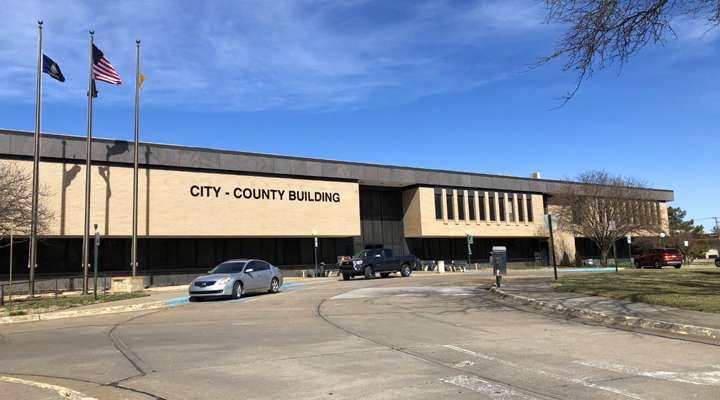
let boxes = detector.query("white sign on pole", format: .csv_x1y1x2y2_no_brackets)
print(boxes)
684,240,689,247
626,235,632,244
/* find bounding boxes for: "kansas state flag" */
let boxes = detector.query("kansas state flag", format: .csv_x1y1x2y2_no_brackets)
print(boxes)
42,54,65,82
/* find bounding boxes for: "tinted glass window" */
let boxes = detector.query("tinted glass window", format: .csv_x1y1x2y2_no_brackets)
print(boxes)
253,261,270,271
518,194,525,222
498,193,506,222
446,190,454,220
526,196,533,222
457,191,465,220
478,191,486,221
434,188,443,219
383,249,393,257
488,193,496,221
468,192,476,220
210,261,246,274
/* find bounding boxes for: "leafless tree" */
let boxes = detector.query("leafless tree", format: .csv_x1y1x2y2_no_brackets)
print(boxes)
0,161,53,246
541,0,720,104
552,170,663,268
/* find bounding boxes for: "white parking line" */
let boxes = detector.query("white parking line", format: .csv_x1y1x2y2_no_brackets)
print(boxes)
443,345,645,400
441,375,540,399
574,360,720,386
0,376,98,400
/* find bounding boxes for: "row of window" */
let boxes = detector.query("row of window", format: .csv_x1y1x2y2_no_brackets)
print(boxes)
434,188,534,224
572,199,663,227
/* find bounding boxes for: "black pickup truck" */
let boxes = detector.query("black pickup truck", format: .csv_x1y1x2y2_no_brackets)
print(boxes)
339,248,418,280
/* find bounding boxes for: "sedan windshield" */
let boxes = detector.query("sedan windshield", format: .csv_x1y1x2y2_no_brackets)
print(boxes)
209,262,246,274
353,251,369,259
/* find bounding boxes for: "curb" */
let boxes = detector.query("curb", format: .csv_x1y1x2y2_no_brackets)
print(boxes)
489,287,720,342
0,300,170,325
0,282,310,325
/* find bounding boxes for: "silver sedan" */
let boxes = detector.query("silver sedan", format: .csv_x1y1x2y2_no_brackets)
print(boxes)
189,259,283,301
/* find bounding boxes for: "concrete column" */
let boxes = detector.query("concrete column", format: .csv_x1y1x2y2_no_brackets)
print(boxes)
441,188,448,224
512,194,519,225
484,191,490,225
522,194,529,225
452,189,459,224
494,192,500,225
473,190,481,224
463,190,470,224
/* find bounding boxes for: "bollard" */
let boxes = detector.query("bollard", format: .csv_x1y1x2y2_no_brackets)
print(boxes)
437,260,445,274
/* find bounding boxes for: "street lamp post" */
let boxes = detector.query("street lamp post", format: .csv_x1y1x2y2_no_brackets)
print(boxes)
312,230,318,277
465,231,473,265
8,222,14,305
93,224,100,300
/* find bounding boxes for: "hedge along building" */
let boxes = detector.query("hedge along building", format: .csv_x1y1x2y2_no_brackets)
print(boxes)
0,129,674,275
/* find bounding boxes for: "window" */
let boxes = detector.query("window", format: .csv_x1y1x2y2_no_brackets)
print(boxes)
478,191,486,221
508,193,515,222
526,196,533,222
446,190,454,220
210,261,246,274
383,249,394,257
457,191,465,220
252,260,270,271
434,188,443,219
488,193,496,221
518,194,525,222
498,193,506,222
468,191,476,220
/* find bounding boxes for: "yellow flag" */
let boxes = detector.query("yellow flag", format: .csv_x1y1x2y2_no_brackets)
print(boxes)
137,72,146,90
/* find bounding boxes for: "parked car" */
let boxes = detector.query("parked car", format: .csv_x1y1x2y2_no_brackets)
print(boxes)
339,248,418,280
634,248,683,269
189,259,283,301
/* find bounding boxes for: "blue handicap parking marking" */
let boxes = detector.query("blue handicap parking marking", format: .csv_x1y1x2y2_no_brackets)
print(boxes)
166,296,190,306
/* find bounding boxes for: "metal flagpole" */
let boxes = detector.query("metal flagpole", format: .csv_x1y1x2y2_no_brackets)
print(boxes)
82,30,95,294
28,20,43,297
131,39,140,278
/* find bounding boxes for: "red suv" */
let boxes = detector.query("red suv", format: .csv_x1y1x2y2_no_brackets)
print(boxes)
634,248,683,269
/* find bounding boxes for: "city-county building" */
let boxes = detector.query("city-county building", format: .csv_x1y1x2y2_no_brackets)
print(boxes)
0,129,674,275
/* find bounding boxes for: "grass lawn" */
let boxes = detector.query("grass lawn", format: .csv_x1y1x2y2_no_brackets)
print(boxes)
2,292,148,316
555,269,720,313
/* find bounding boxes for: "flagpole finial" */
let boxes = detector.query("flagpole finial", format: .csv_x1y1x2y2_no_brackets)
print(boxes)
136,39,140,45
38,20,43,26
89,29,94,35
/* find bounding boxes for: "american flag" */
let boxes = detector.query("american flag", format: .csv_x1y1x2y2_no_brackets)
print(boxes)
92,44,122,85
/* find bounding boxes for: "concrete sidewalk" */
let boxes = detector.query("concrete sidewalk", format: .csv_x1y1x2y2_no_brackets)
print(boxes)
491,282,720,342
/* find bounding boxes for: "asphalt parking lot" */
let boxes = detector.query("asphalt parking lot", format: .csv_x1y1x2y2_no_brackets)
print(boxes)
1,272,719,399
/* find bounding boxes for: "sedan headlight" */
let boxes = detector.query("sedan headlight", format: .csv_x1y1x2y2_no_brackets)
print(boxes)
354,260,363,265
216,277,231,285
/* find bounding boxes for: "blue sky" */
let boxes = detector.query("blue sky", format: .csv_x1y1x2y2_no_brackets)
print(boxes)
1,0,718,230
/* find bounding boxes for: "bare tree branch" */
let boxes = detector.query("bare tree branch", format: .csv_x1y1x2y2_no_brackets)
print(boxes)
0,161,53,242
541,0,720,105
551,170,663,266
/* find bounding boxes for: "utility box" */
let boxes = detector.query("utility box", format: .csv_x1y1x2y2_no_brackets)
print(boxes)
110,276,145,293
491,246,507,276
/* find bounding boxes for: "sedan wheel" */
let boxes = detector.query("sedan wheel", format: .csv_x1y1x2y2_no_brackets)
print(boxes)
400,264,412,277
634,261,641,269
654,261,661,269
269,278,280,293
232,281,243,299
